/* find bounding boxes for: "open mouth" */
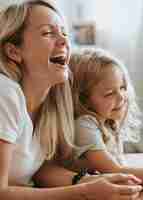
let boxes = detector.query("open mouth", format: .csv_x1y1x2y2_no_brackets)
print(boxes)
50,56,66,65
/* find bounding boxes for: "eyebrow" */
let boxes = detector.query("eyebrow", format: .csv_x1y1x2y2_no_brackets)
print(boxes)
35,23,65,30
103,83,126,91
103,88,114,93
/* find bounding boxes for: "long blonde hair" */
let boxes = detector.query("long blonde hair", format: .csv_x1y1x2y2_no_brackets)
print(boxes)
0,0,74,160
69,49,142,142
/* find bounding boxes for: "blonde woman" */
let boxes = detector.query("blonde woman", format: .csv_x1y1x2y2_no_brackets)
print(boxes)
0,1,142,200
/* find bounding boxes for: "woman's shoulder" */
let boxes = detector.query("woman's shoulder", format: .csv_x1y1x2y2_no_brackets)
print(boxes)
0,73,25,104
0,73,19,89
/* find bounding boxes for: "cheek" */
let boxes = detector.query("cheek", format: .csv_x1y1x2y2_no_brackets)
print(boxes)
89,96,107,113
22,42,54,65
99,103,111,114
96,99,114,115
24,36,55,54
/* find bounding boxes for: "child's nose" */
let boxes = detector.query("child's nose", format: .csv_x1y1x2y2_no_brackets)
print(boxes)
117,91,124,102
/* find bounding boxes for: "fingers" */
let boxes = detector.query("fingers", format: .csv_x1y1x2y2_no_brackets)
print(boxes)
118,192,140,200
109,173,142,185
126,174,142,185
116,185,142,195
106,173,128,182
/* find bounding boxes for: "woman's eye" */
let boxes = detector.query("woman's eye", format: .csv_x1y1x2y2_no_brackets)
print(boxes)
42,31,68,37
42,32,53,35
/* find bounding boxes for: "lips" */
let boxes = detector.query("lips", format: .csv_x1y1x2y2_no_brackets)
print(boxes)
50,55,66,65
113,104,125,111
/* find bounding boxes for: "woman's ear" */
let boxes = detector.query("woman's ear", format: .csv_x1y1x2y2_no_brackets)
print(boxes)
4,42,22,64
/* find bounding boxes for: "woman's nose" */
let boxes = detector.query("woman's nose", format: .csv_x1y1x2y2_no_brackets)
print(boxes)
56,33,68,47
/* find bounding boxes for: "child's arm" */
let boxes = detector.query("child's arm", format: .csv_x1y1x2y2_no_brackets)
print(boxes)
75,116,143,182
84,148,143,182
75,116,122,172
84,149,122,173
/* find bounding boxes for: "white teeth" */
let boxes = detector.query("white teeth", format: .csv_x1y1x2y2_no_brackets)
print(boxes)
52,54,66,58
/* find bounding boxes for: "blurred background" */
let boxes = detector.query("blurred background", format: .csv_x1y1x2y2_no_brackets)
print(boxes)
57,0,143,110
1,0,143,109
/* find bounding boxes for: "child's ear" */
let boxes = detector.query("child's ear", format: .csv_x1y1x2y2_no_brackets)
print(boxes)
4,42,22,64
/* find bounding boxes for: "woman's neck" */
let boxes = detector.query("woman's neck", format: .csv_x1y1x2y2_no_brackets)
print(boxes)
21,76,51,117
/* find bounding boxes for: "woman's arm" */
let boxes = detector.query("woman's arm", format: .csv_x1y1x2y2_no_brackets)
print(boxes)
0,139,81,200
0,140,15,187
33,161,77,187
0,139,142,200
0,174,142,200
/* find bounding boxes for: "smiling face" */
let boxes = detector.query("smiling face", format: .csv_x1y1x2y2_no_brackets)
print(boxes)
88,64,128,122
14,4,70,85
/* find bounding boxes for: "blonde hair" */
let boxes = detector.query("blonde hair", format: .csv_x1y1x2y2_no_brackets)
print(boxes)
0,0,74,160
69,48,142,142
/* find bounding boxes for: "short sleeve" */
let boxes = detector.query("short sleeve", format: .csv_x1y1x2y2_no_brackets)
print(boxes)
0,85,24,144
75,115,106,158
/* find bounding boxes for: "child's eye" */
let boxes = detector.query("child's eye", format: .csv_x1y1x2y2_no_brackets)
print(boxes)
104,92,114,97
120,85,127,91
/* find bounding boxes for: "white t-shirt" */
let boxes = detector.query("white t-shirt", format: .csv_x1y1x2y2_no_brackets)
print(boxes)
0,74,46,186
75,115,126,165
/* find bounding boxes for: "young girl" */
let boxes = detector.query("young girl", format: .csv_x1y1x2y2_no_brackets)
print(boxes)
0,1,141,200
69,49,143,179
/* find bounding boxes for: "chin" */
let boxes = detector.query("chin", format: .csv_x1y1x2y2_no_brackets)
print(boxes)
111,113,124,121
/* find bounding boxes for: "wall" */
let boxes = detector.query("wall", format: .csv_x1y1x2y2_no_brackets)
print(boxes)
58,0,143,107
1,0,143,106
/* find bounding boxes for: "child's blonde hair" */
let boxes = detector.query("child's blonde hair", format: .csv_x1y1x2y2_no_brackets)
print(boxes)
70,48,142,142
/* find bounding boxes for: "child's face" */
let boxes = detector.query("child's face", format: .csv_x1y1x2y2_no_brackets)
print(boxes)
88,64,128,122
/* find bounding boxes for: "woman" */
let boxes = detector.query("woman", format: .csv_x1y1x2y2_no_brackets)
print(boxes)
0,0,142,200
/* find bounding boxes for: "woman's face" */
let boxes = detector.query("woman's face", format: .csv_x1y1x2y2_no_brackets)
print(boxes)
18,4,70,85
88,65,128,122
